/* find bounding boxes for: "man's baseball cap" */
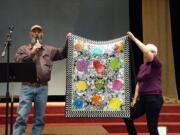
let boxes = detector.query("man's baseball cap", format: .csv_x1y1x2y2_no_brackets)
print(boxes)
31,25,42,31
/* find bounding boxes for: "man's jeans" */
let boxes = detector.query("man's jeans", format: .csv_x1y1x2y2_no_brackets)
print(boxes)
13,85,48,135
124,94,164,135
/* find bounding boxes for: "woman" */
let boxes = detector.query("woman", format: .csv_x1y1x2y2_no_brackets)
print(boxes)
124,32,164,135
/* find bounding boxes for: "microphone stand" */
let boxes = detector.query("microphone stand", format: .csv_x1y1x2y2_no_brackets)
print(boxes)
10,94,14,135
1,25,14,135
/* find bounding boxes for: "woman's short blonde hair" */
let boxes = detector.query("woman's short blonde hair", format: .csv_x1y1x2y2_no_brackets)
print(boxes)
146,44,158,54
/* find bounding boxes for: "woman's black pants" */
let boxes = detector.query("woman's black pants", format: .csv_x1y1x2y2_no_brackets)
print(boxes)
124,94,164,135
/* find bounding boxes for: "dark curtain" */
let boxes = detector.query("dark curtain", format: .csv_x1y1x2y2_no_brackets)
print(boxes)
129,0,143,95
169,0,180,99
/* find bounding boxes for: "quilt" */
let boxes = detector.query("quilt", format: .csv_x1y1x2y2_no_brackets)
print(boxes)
65,34,130,117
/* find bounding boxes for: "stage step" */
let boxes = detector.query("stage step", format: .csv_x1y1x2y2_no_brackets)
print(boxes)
0,103,180,134
1,103,180,114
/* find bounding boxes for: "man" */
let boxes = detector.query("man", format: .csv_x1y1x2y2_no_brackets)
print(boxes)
13,25,69,135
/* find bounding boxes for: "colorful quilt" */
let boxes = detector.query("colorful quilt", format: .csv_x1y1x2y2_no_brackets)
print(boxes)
65,34,130,117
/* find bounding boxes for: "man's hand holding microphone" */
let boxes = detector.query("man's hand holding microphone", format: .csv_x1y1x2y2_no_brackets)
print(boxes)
31,38,42,56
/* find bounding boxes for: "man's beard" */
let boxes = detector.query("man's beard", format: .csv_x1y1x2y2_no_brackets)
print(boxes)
31,37,43,45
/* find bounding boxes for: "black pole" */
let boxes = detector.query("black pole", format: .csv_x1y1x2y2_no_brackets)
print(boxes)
5,40,10,135
5,84,10,135
2,25,14,135
10,95,14,135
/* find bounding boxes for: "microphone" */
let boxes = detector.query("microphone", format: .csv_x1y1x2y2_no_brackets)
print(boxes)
1,25,14,57
36,39,40,44
35,39,42,49
31,37,39,45
1,49,6,57
9,25,14,33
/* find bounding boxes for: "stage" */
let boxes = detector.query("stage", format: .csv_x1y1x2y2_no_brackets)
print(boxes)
0,100,180,134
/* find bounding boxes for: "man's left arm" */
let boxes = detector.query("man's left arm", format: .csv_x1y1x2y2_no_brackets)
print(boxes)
52,39,68,61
